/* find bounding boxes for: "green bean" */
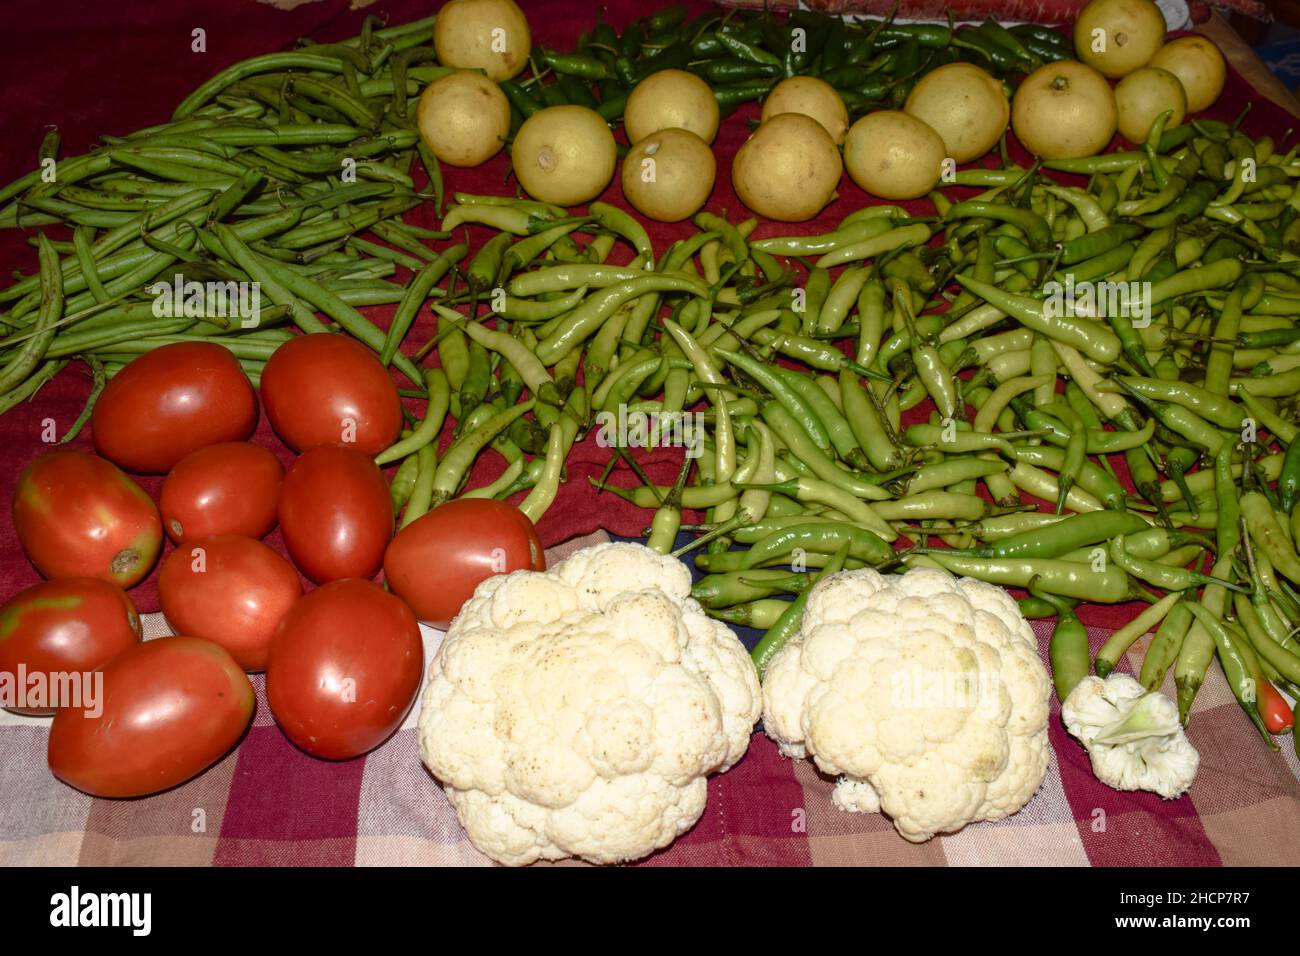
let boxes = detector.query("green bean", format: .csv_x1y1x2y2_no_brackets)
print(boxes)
1139,601,1193,691
375,368,450,467
537,274,707,366
1030,584,1089,701
0,236,62,394
1095,592,1183,678
1184,602,1276,745
389,452,420,511
433,399,536,506
920,552,1133,602
400,443,438,529
752,540,852,678
956,275,1121,364
520,424,565,524
379,243,463,367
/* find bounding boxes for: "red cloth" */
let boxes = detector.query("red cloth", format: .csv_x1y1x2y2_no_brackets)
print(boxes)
0,0,1288,635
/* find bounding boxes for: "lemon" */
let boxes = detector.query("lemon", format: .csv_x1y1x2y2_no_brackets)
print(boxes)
433,0,531,81
904,62,1010,164
760,76,850,145
843,111,946,201
1012,60,1118,160
732,114,842,222
625,69,720,145
415,71,510,167
622,128,716,222
511,105,616,206
1114,66,1187,144
1149,36,1226,112
1074,0,1167,78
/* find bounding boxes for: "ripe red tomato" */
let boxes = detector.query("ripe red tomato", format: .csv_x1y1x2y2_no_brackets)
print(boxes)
160,441,283,543
91,341,258,473
13,449,162,588
47,636,254,797
158,535,302,672
266,578,422,759
278,444,393,584
260,333,402,455
0,578,141,715
384,499,545,628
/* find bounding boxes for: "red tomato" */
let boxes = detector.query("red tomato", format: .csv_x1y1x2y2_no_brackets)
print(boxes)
160,441,283,543
278,444,393,584
384,499,545,628
260,333,402,455
91,341,257,473
47,636,254,797
0,578,141,715
13,449,162,588
267,578,422,759
158,535,302,672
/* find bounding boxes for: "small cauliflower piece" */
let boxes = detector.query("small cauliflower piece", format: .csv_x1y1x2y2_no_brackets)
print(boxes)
1061,674,1199,799
417,541,761,866
762,567,1051,842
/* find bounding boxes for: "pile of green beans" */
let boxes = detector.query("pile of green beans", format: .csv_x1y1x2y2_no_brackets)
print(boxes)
0,12,459,435
514,6,1065,124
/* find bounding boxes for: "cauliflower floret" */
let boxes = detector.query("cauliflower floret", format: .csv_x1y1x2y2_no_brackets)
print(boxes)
762,567,1051,843
1061,674,1199,799
418,542,761,865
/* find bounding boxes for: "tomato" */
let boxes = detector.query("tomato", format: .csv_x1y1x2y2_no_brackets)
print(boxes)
0,578,141,715
278,444,393,584
383,499,545,628
266,578,422,759
13,449,162,588
158,535,302,672
260,333,402,455
47,636,254,798
160,441,283,543
91,341,258,473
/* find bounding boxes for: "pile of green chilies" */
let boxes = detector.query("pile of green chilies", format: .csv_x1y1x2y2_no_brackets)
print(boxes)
2,11,1300,753
514,6,1067,124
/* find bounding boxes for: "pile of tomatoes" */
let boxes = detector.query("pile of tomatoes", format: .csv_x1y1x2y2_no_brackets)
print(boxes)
2,334,545,798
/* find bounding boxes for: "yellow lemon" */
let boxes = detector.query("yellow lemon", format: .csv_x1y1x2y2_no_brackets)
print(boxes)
732,114,842,222
1074,0,1167,78
1012,60,1118,160
844,111,946,201
433,0,531,81
904,62,1009,164
416,71,510,167
625,69,720,145
760,76,850,145
622,128,716,222
1149,36,1226,112
1115,66,1187,144
511,106,616,206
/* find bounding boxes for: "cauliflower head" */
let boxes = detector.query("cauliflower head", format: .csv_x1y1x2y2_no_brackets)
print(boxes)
1061,674,1199,799
417,541,761,866
762,566,1051,842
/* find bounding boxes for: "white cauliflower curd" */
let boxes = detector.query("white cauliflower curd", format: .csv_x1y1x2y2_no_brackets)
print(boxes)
1061,674,1199,799
761,566,1052,842
416,541,761,866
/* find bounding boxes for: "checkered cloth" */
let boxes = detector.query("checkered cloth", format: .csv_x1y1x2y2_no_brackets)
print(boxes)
2,0,1299,867
4,533,1299,867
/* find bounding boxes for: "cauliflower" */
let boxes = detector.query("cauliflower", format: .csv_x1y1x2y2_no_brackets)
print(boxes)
1061,674,1199,799
761,566,1051,842
416,541,761,866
